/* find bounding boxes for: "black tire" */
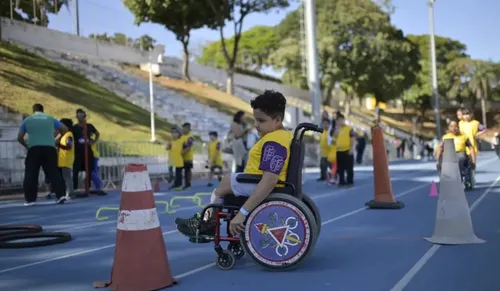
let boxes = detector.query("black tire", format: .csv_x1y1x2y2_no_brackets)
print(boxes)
0,232,72,249
216,250,236,270
240,193,318,271
302,194,321,239
228,242,245,259
0,225,43,237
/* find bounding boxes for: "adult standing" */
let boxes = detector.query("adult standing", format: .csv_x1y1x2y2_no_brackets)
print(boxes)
72,109,98,195
230,110,250,172
335,114,356,187
355,131,367,165
18,104,68,205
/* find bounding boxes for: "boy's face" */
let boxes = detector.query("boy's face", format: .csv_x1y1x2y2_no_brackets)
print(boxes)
337,117,345,126
253,108,281,137
173,131,181,139
209,135,216,141
463,113,472,121
182,126,190,134
456,110,463,120
448,121,459,134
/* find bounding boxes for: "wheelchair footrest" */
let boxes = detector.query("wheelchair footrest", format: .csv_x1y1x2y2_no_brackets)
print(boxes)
188,236,214,244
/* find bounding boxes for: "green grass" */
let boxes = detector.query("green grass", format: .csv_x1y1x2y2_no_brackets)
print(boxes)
0,42,177,156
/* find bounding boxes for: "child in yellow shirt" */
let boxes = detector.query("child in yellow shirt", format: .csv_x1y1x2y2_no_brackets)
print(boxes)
56,118,75,199
168,128,184,190
207,131,224,187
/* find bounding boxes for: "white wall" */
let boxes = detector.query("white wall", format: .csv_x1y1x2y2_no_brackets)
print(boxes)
0,18,164,65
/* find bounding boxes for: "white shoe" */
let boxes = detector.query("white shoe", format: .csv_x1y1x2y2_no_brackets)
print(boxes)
55,196,67,204
64,194,72,201
24,202,36,206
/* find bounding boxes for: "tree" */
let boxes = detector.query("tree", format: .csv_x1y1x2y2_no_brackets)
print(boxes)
198,25,279,71
133,34,156,51
467,60,497,128
271,0,419,107
403,35,469,120
205,0,291,95
1,0,66,26
123,0,219,80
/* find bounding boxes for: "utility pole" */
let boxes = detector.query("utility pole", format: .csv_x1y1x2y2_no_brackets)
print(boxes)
72,0,80,36
303,0,322,125
428,0,441,137
149,49,156,142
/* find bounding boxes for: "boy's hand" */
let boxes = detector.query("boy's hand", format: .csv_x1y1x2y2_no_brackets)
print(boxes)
229,212,246,236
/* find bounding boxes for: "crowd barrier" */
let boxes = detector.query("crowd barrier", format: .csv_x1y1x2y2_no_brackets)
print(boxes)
0,140,321,194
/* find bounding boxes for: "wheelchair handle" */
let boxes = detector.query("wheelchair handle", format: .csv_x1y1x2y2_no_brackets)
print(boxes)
293,122,324,140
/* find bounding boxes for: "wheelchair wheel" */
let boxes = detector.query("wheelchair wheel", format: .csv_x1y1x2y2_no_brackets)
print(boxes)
301,194,321,239
228,242,245,259
240,193,318,270
216,250,236,270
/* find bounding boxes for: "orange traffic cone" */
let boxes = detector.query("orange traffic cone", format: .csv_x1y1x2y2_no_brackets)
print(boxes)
94,164,178,290
154,179,161,192
365,126,404,209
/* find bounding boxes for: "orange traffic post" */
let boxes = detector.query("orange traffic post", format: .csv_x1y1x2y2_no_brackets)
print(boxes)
365,126,404,209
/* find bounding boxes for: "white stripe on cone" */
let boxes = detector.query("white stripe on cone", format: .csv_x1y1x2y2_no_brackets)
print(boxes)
122,171,153,192
117,208,160,231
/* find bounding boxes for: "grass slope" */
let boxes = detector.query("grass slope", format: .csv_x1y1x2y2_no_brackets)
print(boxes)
0,42,174,155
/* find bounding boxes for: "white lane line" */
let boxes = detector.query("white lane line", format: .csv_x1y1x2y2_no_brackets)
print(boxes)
390,175,500,291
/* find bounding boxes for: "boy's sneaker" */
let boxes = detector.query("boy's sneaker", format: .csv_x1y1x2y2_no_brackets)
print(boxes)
24,202,36,207
56,196,67,204
46,193,55,199
177,221,216,238
207,182,214,187
175,213,201,225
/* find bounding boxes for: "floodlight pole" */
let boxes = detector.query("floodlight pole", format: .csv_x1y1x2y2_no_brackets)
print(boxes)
149,49,157,142
428,0,441,138
304,0,322,125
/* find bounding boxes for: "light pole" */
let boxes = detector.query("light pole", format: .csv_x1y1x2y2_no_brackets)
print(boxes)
148,49,156,142
428,0,441,138
303,0,322,125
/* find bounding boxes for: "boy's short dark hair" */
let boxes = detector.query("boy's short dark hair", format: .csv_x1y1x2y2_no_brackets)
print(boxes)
60,118,73,129
209,131,218,137
336,113,345,119
250,90,286,120
462,108,471,115
182,122,191,128
33,103,44,112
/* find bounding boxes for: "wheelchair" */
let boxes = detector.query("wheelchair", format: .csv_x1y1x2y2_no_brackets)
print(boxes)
194,123,323,270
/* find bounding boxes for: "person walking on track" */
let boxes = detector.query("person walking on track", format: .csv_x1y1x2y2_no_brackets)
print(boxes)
17,103,68,206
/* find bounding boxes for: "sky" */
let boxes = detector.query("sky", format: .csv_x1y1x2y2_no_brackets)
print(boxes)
46,0,500,77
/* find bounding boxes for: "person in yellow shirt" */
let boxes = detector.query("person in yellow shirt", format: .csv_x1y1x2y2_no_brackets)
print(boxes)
436,119,476,185
56,118,75,199
335,114,356,186
169,128,185,190
176,90,293,240
207,131,224,187
318,118,332,181
181,122,195,190
459,109,486,155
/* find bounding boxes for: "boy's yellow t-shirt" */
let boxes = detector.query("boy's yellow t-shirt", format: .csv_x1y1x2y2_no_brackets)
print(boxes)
442,132,471,153
459,120,481,154
182,133,195,162
58,131,75,168
244,129,292,182
169,138,184,168
336,126,354,152
208,140,223,167
90,133,99,158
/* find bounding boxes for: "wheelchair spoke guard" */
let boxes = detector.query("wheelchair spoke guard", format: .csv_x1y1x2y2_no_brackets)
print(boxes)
240,193,318,270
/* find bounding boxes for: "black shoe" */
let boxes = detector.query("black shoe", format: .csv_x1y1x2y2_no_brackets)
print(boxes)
207,183,214,187
175,213,201,225
316,178,325,182
177,221,216,238
183,185,191,190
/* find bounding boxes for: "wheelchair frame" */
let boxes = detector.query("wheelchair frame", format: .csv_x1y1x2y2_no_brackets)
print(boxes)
194,123,323,270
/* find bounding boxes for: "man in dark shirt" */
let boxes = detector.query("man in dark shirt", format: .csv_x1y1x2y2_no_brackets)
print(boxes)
72,109,98,194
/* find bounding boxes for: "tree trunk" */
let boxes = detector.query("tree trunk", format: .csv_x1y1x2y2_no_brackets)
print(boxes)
226,65,234,95
480,97,487,128
402,100,407,114
182,41,191,81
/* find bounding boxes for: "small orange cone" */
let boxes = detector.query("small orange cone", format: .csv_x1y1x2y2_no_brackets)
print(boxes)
429,181,438,197
365,126,404,209
94,164,178,290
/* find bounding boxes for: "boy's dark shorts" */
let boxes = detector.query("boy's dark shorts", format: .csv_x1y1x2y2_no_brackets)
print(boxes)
184,161,193,170
210,165,223,173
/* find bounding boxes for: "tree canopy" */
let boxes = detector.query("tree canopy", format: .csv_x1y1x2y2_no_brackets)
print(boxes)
1,0,66,26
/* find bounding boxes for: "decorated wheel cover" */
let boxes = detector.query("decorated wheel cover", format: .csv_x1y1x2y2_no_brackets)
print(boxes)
241,193,317,270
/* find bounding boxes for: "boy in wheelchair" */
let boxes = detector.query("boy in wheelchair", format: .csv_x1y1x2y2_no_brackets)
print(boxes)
436,120,476,187
176,90,293,241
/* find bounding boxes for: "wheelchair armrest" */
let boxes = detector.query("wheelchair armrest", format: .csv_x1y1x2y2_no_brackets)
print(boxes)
235,174,263,184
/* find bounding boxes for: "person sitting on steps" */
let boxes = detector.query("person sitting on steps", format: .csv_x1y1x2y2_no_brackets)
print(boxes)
175,90,293,241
